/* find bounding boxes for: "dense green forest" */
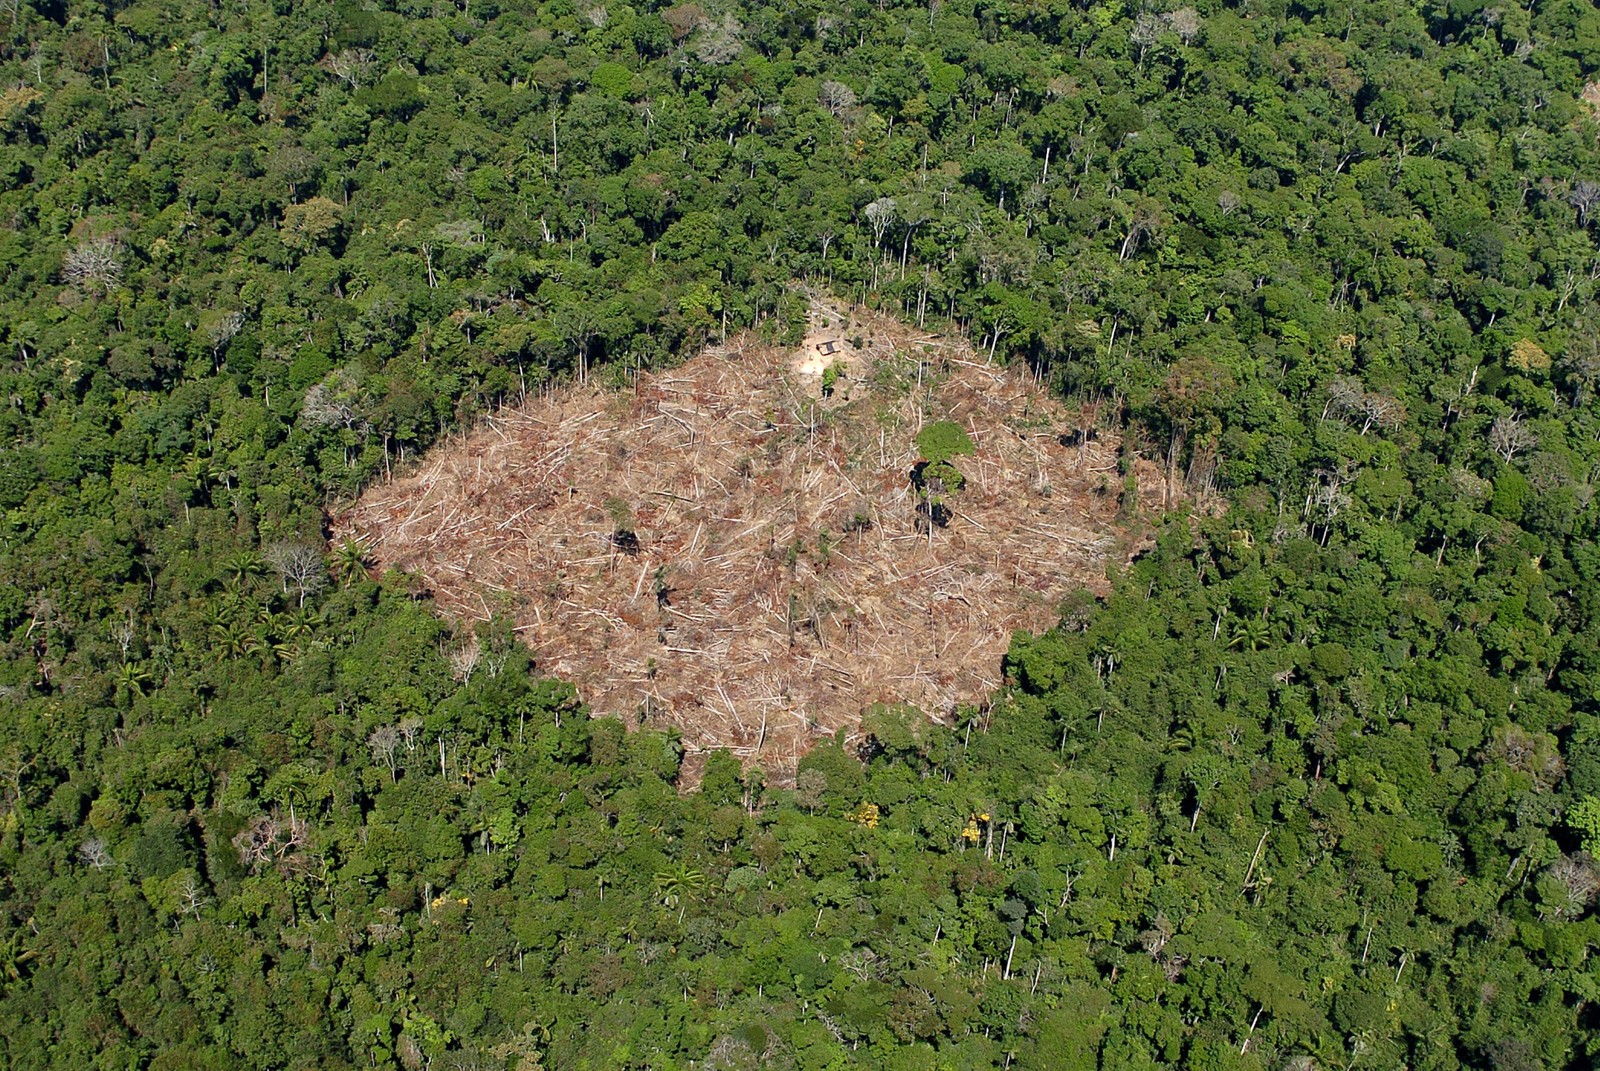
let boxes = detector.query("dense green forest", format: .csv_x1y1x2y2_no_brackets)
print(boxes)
6,0,1600,1066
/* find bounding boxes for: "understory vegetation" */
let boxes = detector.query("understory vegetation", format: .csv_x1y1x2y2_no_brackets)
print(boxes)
4,0,1600,1066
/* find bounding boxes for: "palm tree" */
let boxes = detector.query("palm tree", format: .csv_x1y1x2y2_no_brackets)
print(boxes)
1227,617,1270,652
331,538,372,587
213,621,256,662
279,606,321,641
112,662,152,707
216,584,252,615
199,602,231,632
0,929,37,989
220,550,262,586
653,864,707,922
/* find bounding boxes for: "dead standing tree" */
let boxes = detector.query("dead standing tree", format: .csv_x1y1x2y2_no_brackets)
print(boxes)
1568,179,1600,227
818,79,857,118
864,197,898,289
368,725,400,782
62,237,123,295
265,541,328,606
1488,413,1537,463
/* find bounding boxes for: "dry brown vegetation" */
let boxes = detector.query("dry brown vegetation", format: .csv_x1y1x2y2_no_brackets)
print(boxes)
334,302,1168,777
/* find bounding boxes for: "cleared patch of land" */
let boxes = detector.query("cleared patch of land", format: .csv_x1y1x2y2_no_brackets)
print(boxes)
334,302,1168,777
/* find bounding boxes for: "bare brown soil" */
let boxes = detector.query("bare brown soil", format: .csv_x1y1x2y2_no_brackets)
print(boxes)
334,302,1168,779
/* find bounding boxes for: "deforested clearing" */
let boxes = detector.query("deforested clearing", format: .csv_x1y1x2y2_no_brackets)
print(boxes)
334,303,1170,777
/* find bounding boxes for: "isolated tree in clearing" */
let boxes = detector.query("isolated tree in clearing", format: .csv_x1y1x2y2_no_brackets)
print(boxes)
912,420,975,534
606,497,640,556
